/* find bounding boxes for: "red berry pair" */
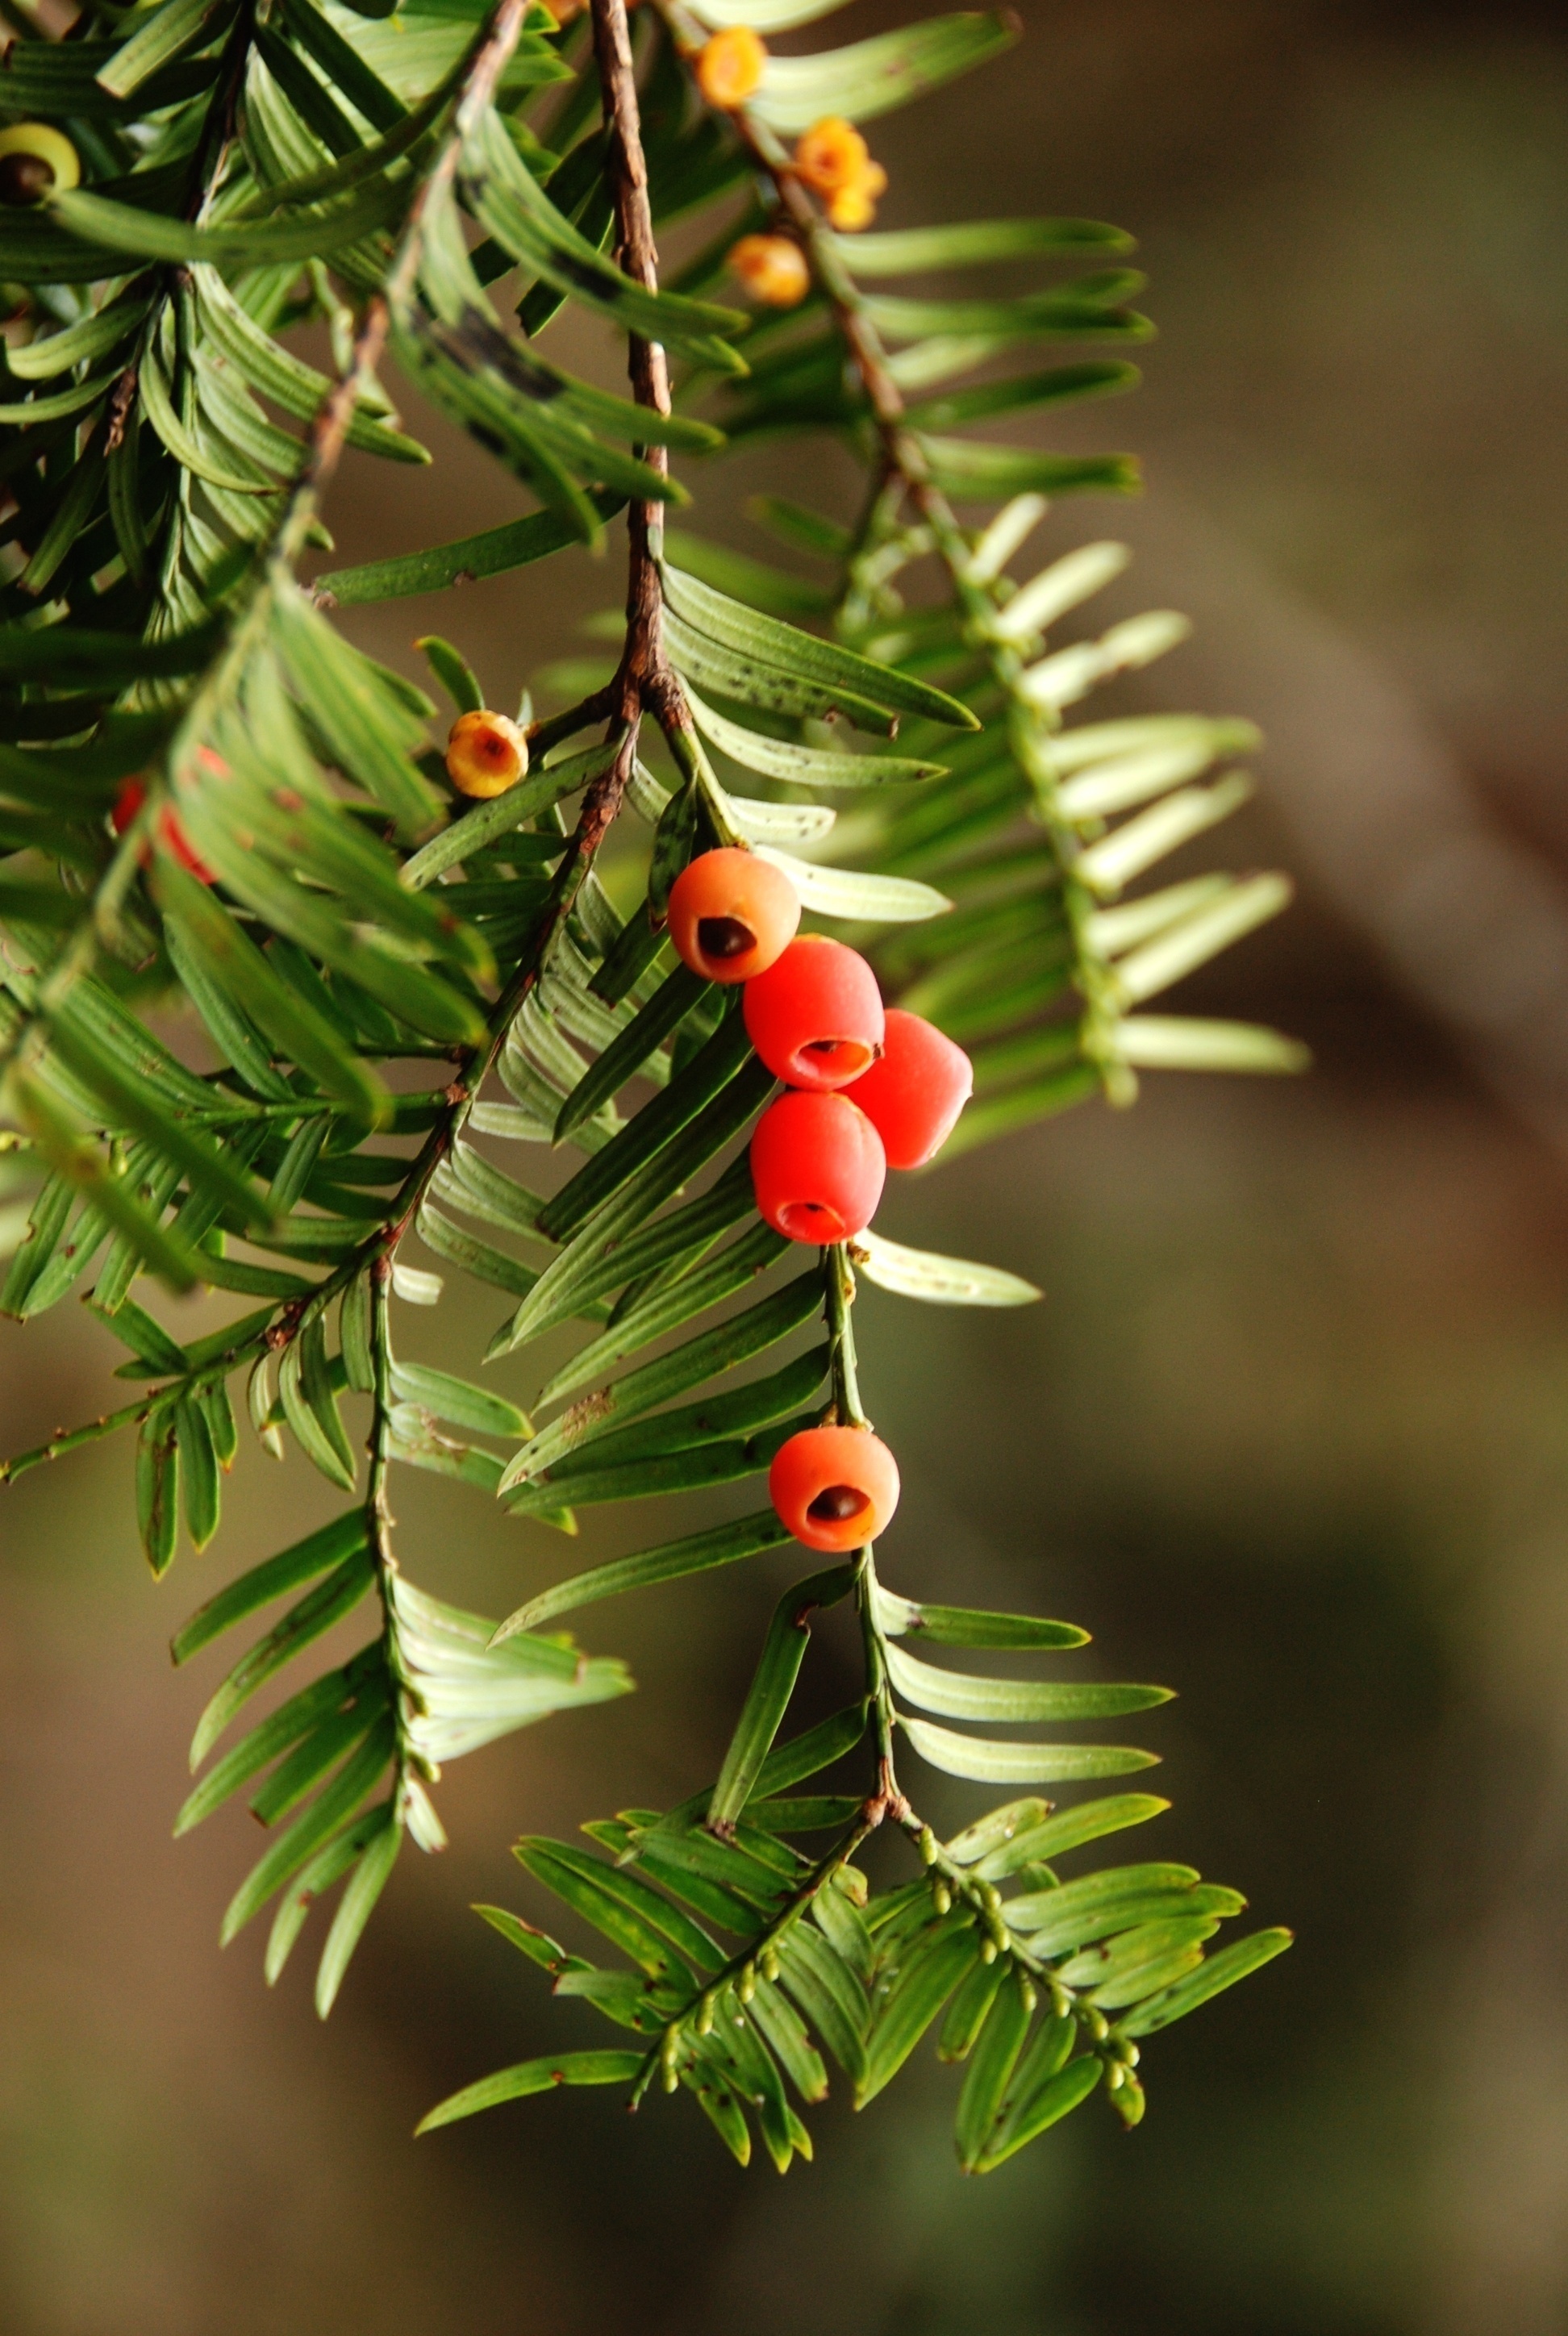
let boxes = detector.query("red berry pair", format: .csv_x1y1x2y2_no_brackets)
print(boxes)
744,936,971,1242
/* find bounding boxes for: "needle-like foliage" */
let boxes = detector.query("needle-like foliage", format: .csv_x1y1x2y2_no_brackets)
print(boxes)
0,0,1293,2154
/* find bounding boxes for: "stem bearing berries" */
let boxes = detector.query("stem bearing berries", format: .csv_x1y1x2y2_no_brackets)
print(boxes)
791,117,887,232
769,1424,900,1552
667,846,800,983
750,1090,885,1244
849,1009,974,1167
445,708,528,799
0,125,79,209
744,935,885,1089
695,26,766,109
728,233,811,309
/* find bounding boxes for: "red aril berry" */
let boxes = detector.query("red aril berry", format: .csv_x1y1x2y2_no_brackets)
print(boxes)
111,779,212,882
111,777,144,834
848,1007,974,1168
668,846,800,984
769,1423,900,1552
743,934,885,1091
750,1089,885,1244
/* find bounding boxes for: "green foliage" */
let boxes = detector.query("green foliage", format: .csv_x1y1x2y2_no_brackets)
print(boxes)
0,0,1293,2164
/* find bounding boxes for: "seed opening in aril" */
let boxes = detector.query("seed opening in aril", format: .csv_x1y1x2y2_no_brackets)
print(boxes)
778,1199,845,1241
697,915,755,961
0,153,54,206
807,1483,869,1524
798,1037,876,1078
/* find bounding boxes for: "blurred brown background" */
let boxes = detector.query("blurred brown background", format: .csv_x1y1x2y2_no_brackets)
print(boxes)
6,0,1568,2327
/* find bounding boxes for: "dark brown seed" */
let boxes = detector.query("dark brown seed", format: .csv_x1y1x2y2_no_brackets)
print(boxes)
0,152,56,208
697,914,756,961
807,1483,869,1523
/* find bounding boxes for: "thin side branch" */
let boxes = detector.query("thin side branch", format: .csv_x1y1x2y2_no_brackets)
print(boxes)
589,0,695,793
664,30,1126,1076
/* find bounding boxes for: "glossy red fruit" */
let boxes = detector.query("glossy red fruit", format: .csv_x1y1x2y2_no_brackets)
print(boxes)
743,935,885,1091
769,1423,900,1552
750,1089,885,1244
668,847,800,984
848,1007,974,1168
111,779,212,882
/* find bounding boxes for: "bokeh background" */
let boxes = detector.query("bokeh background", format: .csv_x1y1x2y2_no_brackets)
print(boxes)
5,0,1568,2326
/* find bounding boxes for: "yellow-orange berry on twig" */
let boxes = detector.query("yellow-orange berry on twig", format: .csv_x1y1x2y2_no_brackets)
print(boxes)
792,116,871,197
446,709,528,800
729,233,811,307
827,161,887,232
696,27,766,109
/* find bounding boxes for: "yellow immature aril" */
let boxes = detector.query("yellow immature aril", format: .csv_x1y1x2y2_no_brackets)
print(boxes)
445,708,528,799
827,161,887,232
792,118,887,231
0,124,80,209
728,233,810,308
695,26,766,109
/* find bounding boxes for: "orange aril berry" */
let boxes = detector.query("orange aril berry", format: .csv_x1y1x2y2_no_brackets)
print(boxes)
446,708,528,800
750,1090,886,1245
728,233,811,309
827,160,887,232
792,117,870,198
695,26,767,109
769,1423,900,1552
667,846,800,984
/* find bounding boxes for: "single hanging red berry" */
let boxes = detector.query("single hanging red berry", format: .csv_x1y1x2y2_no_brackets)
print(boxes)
751,1089,885,1243
769,1423,900,1552
743,934,885,1091
668,846,800,984
848,1008,974,1168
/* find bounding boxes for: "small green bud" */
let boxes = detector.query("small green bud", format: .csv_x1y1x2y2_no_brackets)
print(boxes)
918,1825,937,1866
1112,2075,1146,2128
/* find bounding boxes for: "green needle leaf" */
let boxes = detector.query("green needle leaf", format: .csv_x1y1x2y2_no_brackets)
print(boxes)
707,1562,859,1834
417,2051,644,2135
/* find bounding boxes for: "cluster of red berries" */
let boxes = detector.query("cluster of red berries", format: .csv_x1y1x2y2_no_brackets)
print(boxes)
667,846,974,1553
